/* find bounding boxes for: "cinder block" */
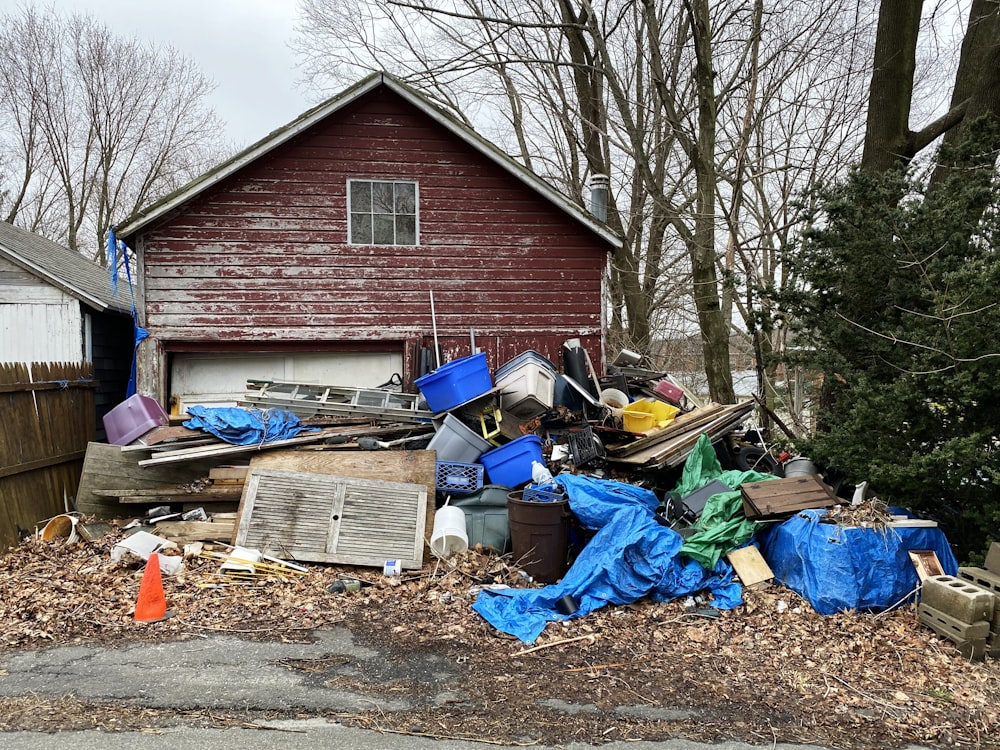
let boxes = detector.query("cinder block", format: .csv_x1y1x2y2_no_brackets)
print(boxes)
955,568,1000,630
958,566,1000,594
986,542,1000,575
921,575,995,624
918,603,990,642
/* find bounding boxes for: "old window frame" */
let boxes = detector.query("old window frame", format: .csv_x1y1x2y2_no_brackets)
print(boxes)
347,179,419,246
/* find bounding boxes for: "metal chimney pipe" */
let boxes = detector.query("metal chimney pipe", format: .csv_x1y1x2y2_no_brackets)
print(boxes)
589,174,609,223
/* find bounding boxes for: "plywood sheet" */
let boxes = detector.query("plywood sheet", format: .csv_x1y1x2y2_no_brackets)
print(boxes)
726,545,774,588
75,442,221,517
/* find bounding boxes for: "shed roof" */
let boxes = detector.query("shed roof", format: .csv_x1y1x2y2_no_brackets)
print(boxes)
117,72,621,248
0,221,130,314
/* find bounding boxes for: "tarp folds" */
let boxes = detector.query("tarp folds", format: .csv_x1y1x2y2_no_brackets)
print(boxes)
757,509,959,615
673,434,775,569
472,472,743,644
183,406,318,445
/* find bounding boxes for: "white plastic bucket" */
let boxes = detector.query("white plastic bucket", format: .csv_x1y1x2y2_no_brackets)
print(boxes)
430,505,469,558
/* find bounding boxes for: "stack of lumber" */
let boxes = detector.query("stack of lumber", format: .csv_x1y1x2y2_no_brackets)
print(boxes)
605,401,755,469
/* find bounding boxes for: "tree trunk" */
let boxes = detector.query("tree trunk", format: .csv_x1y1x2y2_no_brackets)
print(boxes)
687,0,735,403
860,0,922,173
928,0,1000,190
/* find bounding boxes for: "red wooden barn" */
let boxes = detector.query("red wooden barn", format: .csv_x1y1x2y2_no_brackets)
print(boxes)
118,72,618,412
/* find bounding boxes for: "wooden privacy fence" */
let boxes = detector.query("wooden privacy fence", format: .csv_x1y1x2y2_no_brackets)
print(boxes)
0,362,96,551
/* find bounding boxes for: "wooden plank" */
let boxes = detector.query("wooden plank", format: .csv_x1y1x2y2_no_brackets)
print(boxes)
726,546,774,588
75,442,223,517
153,520,236,543
209,466,250,482
136,428,344,467
609,403,754,468
605,402,726,457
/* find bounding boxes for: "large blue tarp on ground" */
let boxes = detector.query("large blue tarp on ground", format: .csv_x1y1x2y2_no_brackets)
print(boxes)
757,509,959,615
183,406,318,445
471,473,744,644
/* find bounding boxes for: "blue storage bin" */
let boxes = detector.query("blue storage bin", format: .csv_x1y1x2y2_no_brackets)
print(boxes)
480,434,543,487
415,353,493,413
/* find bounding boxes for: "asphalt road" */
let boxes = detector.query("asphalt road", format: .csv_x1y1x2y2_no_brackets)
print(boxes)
1,724,846,750
0,627,930,750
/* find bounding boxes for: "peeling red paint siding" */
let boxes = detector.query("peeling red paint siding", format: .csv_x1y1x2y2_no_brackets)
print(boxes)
134,87,609,389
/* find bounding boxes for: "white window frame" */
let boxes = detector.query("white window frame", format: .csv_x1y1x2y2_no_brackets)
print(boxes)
347,179,419,246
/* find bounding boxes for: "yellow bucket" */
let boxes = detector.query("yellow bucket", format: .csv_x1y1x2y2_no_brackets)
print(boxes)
622,398,679,433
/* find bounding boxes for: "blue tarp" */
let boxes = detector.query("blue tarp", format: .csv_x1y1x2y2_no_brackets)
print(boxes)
471,473,743,644
758,509,959,615
183,406,318,445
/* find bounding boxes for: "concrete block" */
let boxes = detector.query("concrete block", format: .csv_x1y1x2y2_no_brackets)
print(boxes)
985,542,1000,575
918,603,990,642
955,568,1000,629
921,575,995,624
958,566,1000,594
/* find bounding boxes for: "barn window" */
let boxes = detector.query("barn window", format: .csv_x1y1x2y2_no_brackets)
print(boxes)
348,180,418,245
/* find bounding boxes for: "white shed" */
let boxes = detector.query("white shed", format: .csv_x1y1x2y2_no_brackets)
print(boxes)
0,221,134,433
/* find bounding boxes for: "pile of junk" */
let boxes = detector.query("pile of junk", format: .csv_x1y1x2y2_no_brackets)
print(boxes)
86,338,968,650
401,340,962,646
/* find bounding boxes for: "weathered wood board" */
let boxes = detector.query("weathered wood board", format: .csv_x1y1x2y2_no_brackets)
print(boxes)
75,442,222,517
153,520,236,543
740,475,839,519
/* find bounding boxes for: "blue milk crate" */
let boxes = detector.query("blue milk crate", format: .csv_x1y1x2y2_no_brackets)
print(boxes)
521,484,567,503
436,461,485,497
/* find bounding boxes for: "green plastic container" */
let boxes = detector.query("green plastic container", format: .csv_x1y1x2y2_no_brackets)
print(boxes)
452,485,512,553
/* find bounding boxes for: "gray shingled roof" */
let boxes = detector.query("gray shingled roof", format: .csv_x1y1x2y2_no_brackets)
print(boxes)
117,71,620,248
0,221,131,314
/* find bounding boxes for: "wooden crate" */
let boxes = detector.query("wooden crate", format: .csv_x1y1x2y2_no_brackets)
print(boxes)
740,475,839,519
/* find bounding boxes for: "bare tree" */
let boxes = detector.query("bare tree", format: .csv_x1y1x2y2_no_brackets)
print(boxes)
862,0,999,175
293,0,870,403
0,5,226,262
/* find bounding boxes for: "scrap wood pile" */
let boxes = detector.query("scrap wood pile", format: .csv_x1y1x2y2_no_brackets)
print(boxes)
0,530,998,749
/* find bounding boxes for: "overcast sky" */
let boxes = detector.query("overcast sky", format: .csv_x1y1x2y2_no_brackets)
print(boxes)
56,0,313,147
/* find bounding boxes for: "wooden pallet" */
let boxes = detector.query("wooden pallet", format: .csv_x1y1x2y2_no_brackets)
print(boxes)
740,474,839,519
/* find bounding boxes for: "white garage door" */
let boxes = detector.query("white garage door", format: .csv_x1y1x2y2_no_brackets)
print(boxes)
170,351,403,412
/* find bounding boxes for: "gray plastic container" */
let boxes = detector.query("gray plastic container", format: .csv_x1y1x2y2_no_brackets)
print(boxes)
452,485,512,553
427,413,492,463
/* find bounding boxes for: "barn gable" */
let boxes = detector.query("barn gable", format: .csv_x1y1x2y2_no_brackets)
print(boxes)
118,73,618,409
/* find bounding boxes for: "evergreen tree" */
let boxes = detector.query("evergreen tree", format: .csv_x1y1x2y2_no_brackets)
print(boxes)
782,123,1000,562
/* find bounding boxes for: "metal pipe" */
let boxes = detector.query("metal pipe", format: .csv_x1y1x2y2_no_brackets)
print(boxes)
429,290,441,368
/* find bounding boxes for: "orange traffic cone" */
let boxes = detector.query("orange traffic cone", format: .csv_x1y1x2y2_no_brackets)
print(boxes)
134,552,168,622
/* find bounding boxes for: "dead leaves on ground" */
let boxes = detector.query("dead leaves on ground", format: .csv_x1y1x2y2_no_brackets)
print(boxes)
0,532,997,748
